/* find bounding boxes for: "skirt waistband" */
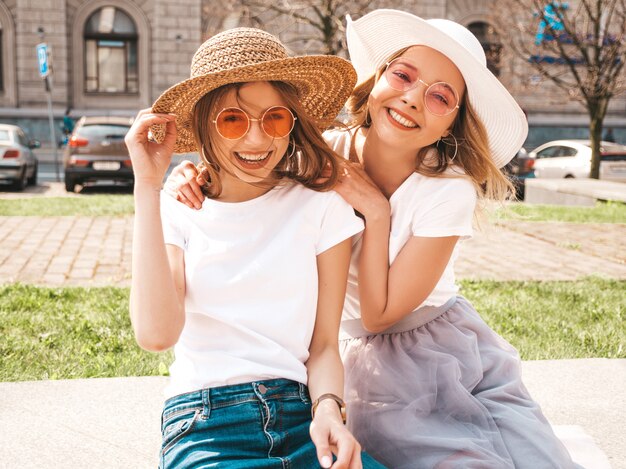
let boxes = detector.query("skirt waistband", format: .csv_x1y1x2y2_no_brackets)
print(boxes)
339,296,457,339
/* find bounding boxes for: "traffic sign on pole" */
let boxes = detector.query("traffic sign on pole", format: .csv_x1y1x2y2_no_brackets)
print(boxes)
36,41,59,180
36,43,49,77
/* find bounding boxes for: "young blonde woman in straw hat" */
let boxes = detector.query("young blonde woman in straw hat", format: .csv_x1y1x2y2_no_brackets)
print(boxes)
126,27,387,469
165,10,579,469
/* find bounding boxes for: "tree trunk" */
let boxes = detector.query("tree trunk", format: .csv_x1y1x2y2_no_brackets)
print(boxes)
587,98,608,179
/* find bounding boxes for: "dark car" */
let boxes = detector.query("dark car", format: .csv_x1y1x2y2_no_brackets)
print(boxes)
0,124,39,191
63,116,134,192
504,148,535,200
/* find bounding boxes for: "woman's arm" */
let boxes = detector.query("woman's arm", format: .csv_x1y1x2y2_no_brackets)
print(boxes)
307,238,362,469
359,235,458,332
333,163,460,333
126,109,186,351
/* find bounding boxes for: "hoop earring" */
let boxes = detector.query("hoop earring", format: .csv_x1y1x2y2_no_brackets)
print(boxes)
364,111,371,126
437,133,458,162
286,136,297,160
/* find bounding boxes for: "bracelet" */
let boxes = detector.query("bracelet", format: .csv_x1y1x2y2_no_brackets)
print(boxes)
311,393,347,424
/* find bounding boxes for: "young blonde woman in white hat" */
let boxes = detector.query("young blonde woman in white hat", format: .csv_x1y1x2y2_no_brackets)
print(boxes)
126,27,386,469
321,10,578,468
164,11,578,469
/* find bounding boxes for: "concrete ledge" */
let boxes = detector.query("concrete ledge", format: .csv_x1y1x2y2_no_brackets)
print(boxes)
525,178,626,206
0,359,623,468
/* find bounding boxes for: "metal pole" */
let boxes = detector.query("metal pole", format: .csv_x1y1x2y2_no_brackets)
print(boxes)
44,75,60,182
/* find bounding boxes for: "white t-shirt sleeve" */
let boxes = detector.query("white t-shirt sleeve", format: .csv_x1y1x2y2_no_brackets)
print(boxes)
316,191,364,255
160,190,188,250
411,177,477,239
323,129,351,159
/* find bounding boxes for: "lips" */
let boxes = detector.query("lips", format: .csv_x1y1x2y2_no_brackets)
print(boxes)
236,152,270,162
386,108,418,129
234,151,272,169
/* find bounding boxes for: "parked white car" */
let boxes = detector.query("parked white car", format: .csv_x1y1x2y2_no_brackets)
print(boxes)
529,139,626,181
0,124,39,190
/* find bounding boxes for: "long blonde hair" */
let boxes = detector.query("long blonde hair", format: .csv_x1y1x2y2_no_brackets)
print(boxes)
191,81,343,198
345,49,514,203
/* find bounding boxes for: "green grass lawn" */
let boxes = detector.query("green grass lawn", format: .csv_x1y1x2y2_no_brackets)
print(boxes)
462,277,625,360
1,278,623,382
1,195,624,222
0,284,171,381
0,195,135,216
494,200,626,223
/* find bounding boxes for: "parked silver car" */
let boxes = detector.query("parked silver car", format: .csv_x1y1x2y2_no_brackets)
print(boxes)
0,124,39,190
529,140,626,181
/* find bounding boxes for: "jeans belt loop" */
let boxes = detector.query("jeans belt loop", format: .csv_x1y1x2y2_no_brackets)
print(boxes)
201,388,211,419
298,382,309,403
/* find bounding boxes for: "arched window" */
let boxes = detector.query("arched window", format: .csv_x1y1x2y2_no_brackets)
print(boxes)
0,0,16,106
468,22,502,77
84,6,138,93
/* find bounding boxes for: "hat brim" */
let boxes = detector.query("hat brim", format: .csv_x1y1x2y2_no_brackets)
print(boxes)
151,56,356,153
347,9,527,168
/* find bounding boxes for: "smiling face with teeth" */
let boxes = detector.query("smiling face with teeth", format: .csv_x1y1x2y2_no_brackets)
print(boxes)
367,46,465,155
211,81,291,191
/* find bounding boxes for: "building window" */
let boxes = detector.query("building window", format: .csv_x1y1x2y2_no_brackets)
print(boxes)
84,6,138,93
468,22,502,77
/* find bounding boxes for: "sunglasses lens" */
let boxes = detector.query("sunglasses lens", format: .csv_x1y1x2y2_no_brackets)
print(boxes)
425,83,458,116
262,107,295,138
215,108,249,139
385,59,418,91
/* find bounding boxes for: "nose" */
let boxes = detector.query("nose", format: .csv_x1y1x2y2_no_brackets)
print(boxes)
244,117,269,144
401,88,423,111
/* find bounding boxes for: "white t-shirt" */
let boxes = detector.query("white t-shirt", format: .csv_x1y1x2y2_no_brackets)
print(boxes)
160,182,363,398
324,129,477,321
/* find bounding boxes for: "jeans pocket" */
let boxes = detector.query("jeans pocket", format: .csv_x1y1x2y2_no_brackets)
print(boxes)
161,407,202,456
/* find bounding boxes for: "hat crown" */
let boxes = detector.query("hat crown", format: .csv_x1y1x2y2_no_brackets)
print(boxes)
190,28,289,78
426,19,486,67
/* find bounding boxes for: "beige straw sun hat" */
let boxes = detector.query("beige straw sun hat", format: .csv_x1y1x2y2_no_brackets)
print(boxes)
152,27,357,153
346,10,528,168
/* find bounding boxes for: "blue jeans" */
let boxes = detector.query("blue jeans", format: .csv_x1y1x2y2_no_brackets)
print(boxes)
160,378,387,468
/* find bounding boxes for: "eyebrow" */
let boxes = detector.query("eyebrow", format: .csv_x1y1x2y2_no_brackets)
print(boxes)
437,82,457,94
396,58,460,93
394,59,419,73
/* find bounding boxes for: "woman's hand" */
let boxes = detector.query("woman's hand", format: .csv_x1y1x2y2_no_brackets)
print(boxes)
125,109,177,187
310,401,362,469
319,161,390,222
163,160,207,209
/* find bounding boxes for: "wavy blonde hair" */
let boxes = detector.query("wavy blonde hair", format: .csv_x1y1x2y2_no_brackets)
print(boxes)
345,48,514,204
191,81,343,198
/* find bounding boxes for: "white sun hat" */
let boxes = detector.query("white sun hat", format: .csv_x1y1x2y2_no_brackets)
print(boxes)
346,9,528,168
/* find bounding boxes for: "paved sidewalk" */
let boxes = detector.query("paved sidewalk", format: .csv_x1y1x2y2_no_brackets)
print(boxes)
0,183,624,285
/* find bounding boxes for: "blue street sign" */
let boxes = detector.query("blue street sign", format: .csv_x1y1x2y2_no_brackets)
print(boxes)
37,43,49,77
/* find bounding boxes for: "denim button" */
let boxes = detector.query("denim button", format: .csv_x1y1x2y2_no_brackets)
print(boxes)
258,384,268,394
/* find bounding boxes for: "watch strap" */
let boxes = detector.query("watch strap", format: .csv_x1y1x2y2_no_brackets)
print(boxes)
311,393,347,424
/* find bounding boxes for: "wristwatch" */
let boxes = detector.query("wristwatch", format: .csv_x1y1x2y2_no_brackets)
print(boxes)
311,393,347,424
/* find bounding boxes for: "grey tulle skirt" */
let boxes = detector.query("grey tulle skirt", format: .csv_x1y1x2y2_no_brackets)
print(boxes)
339,296,579,469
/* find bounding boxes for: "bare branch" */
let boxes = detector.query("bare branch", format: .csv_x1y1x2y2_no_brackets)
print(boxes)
492,0,626,179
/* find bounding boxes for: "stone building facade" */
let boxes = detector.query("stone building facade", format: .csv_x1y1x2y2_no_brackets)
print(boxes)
0,0,624,148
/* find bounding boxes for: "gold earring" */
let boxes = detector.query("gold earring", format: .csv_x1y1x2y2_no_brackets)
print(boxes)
437,134,458,162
